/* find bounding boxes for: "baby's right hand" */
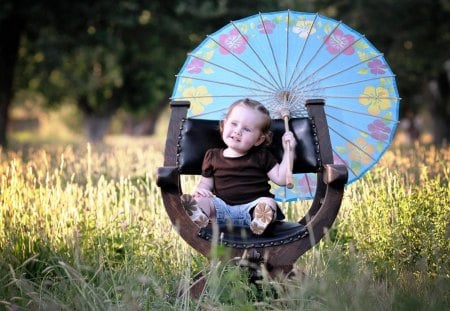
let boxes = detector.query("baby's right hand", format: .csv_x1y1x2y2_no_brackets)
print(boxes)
194,188,214,197
282,131,297,150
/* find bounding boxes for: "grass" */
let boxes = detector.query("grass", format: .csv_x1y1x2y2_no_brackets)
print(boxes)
0,137,449,310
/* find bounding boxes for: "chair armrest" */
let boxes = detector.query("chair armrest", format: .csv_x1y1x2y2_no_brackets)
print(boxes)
157,166,180,192
323,164,348,186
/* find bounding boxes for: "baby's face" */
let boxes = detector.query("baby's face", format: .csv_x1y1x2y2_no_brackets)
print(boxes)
222,104,266,156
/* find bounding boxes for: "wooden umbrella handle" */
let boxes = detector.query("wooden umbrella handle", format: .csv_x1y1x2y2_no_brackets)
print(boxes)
281,110,294,189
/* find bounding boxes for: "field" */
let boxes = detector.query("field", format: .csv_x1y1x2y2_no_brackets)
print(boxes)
0,134,449,310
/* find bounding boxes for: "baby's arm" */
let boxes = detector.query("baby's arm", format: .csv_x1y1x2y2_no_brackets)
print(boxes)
193,176,214,197
267,131,297,185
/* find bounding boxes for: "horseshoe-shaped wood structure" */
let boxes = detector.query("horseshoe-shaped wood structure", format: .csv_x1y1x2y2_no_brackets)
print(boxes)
157,98,348,287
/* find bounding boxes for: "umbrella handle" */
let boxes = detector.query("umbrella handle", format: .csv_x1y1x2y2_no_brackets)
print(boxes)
282,114,294,189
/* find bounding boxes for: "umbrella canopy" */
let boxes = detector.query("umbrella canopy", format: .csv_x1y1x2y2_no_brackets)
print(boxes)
171,10,400,201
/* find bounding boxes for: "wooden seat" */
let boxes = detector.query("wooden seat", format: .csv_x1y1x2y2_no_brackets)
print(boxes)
157,99,348,286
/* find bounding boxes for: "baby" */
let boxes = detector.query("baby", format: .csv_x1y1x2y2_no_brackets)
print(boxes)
181,98,296,235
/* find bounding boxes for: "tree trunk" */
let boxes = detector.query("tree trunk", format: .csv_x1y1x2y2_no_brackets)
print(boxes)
0,93,8,148
427,59,450,145
78,90,121,142
83,113,111,142
129,98,169,135
0,10,23,147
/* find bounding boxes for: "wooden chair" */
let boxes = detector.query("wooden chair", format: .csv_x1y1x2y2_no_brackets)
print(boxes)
157,98,348,291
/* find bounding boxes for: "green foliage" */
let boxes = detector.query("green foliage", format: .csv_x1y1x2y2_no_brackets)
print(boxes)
337,146,450,278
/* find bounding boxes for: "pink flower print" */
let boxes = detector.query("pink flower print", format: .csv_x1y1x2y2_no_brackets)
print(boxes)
219,29,248,55
297,175,317,197
258,20,275,34
368,119,391,141
187,58,204,74
333,153,348,166
324,29,355,55
368,59,387,75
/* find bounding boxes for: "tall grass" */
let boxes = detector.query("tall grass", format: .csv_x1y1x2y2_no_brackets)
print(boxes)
0,139,449,310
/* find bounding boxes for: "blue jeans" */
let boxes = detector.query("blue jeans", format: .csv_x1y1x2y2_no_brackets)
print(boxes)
212,196,262,226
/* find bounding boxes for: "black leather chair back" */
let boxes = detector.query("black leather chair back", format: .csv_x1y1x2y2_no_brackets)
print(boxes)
177,118,319,174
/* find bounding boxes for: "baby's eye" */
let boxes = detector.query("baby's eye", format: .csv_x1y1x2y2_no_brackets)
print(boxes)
243,127,251,132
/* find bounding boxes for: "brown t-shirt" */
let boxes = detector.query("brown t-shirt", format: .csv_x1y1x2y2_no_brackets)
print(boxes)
201,147,278,205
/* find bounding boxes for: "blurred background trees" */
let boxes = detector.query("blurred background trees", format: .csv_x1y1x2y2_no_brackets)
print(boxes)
1,0,449,146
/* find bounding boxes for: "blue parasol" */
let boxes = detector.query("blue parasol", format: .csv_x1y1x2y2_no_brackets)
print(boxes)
171,10,400,201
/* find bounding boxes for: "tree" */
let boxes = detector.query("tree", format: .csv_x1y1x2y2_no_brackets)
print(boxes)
0,0,104,145
16,1,185,141
1,0,198,144
0,1,34,147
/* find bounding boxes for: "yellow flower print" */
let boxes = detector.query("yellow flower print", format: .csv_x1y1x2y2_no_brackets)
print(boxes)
359,86,392,116
182,85,213,115
347,137,374,165
292,20,316,39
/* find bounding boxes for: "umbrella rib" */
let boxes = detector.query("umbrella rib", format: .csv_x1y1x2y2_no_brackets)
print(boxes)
292,35,366,89
171,94,259,100
286,13,321,90
326,113,392,139
171,94,280,104
329,126,378,162
322,94,400,101
304,174,315,199
205,33,279,90
258,12,284,88
306,75,397,91
187,107,229,119
229,20,283,89
175,75,275,94
288,18,342,90
284,10,291,87
331,150,357,179
188,53,278,92
294,53,385,89
325,104,400,124
172,93,285,100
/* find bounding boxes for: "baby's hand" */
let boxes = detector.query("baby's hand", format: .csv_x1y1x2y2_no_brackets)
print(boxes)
193,188,214,198
282,131,297,150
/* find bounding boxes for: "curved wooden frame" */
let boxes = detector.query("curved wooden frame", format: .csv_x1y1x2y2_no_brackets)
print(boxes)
157,99,348,277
